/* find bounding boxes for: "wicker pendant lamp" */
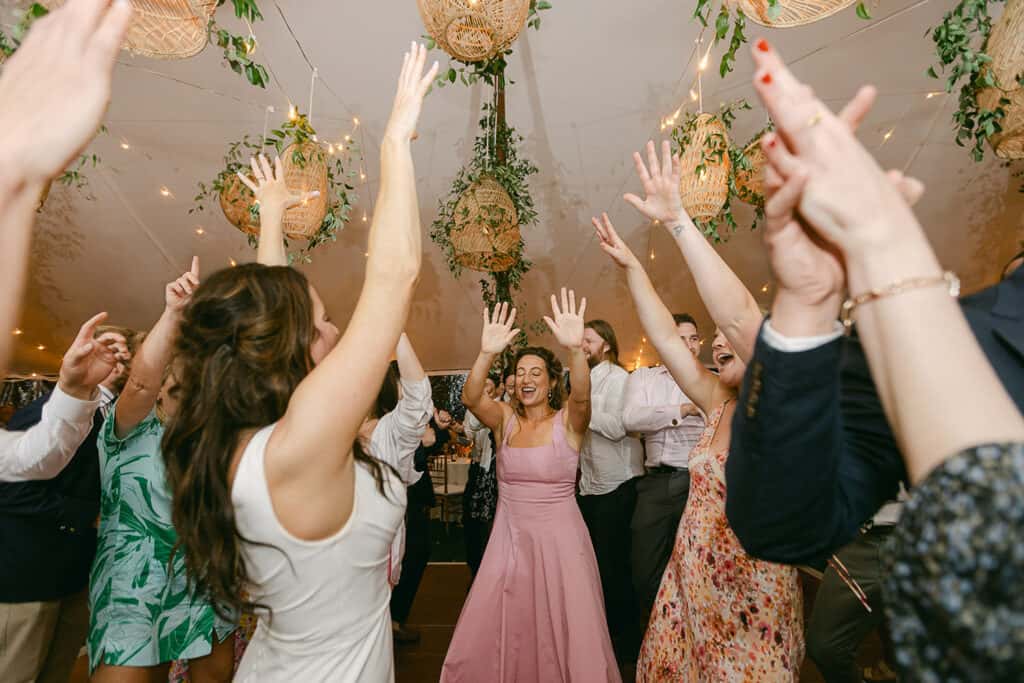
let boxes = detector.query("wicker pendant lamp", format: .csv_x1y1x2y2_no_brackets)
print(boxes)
217,142,328,240
451,174,521,272
735,138,767,206
417,0,531,62
977,0,1024,159
726,0,856,28
218,175,259,236
279,142,329,239
678,114,732,222
44,0,218,59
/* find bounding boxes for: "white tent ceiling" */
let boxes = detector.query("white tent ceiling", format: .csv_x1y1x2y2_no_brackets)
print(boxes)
6,0,1023,375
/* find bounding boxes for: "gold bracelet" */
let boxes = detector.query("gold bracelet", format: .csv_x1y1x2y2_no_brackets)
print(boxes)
841,271,960,332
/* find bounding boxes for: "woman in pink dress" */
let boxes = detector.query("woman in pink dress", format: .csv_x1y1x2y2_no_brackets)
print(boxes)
592,139,805,681
442,291,620,683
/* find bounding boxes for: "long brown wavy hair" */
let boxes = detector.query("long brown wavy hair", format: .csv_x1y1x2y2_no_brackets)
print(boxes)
161,263,394,619
510,346,565,416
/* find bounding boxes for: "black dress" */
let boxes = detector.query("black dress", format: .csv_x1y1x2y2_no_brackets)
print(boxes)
882,442,1024,682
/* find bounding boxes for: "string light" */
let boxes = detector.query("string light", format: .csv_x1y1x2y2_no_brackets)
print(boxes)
159,187,172,197
195,227,205,236
288,104,298,121
925,91,944,99
649,249,656,260
697,40,713,72
245,35,258,56
362,213,368,222
12,328,21,335
120,141,131,150
761,284,769,293
36,344,45,351
229,258,237,267
30,372,37,378
328,144,335,154
359,171,367,181
344,135,351,142
353,116,360,127
690,88,698,102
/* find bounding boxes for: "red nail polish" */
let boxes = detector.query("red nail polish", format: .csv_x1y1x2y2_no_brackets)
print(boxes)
760,72,773,85
756,39,770,52
768,137,777,148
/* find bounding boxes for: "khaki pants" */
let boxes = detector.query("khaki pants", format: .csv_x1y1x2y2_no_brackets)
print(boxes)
0,589,89,683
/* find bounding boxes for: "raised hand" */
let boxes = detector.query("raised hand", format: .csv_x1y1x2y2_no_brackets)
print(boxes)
0,0,132,186
166,257,200,315
544,288,587,350
481,303,520,355
236,154,319,215
593,213,641,270
384,42,440,142
58,312,119,400
751,39,921,256
623,140,691,230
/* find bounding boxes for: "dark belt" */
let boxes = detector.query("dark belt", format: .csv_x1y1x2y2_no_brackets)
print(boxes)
647,465,686,474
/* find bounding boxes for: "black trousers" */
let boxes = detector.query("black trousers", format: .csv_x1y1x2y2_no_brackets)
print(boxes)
807,525,895,683
578,477,640,662
630,468,690,621
389,498,432,625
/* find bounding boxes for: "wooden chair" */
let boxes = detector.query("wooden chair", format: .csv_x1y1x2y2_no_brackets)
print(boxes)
429,450,466,533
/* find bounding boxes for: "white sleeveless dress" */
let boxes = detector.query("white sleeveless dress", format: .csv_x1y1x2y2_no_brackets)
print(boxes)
232,424,407,682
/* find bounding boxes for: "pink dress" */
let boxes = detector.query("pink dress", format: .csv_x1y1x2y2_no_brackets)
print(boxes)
637,401,804,681
441,410,621,682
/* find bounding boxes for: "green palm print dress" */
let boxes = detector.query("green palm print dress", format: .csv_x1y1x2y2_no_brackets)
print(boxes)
87,407,237,671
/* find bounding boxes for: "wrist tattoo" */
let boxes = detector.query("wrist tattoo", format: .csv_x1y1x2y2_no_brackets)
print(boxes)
671,222,685,238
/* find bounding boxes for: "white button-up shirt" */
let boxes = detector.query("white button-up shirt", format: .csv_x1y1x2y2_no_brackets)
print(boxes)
369,376,434,586
464,409,494,471
579,361,644,496
623,365,705,469
0,386,101,482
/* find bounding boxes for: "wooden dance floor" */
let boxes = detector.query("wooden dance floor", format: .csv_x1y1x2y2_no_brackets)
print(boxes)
68,564,889,681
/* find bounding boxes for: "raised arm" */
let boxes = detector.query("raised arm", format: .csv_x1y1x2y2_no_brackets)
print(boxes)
236,155,319,266
274,44,437,474
624,141,761,362
371,333,434,484
544,288,590,437
0,0,132,374
463,304,519,435
115,258,199,436
594,214,718,415
0,312,117,482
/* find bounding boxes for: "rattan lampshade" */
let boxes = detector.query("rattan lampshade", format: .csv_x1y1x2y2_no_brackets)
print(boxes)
219,175,259,236
726,0,856,28
279,142,329,240
451,175,521,272
735,139,767,206
44,0,218,59
977,0,1024,159
417,0,531,63
678,114,731,222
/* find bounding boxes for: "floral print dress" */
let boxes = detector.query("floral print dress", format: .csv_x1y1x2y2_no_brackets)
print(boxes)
88,408,237,672
637,400,804,682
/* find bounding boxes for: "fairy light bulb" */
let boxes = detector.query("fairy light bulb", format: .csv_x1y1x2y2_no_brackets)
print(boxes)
353,116,360,127
288,104,298,121
229,258,237,267
160,186,171,197
328,144,335,155
761,284,769,293
36,344,45,351
245,35,258,55
120,141,130,150
12,328,21,335
690,88,698,102
195,227,205,236
362,213,368,222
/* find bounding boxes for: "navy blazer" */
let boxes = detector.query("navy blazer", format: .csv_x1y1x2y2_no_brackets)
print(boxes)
727,267,1024,564
0,393,103,602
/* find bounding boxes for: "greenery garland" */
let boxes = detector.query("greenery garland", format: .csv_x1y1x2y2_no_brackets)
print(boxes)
430,100,540,349
211,0,269,88
192,112,359,263
926,0,1023,162
671,99,761,242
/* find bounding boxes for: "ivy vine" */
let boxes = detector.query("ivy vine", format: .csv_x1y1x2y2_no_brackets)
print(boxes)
192,112,359,263
926,0,1023,163
430,101,540,348
211,0,268,88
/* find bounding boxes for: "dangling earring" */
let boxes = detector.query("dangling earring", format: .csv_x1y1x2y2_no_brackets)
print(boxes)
547,390,553,400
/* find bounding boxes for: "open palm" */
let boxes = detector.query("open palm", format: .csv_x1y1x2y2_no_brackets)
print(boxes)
623,140,690,227
544,288,587,349
385,42,439,142
236,154,317,214
481,303,519,355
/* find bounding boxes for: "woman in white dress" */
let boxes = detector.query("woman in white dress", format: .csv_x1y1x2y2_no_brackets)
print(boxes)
160,45,437,681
